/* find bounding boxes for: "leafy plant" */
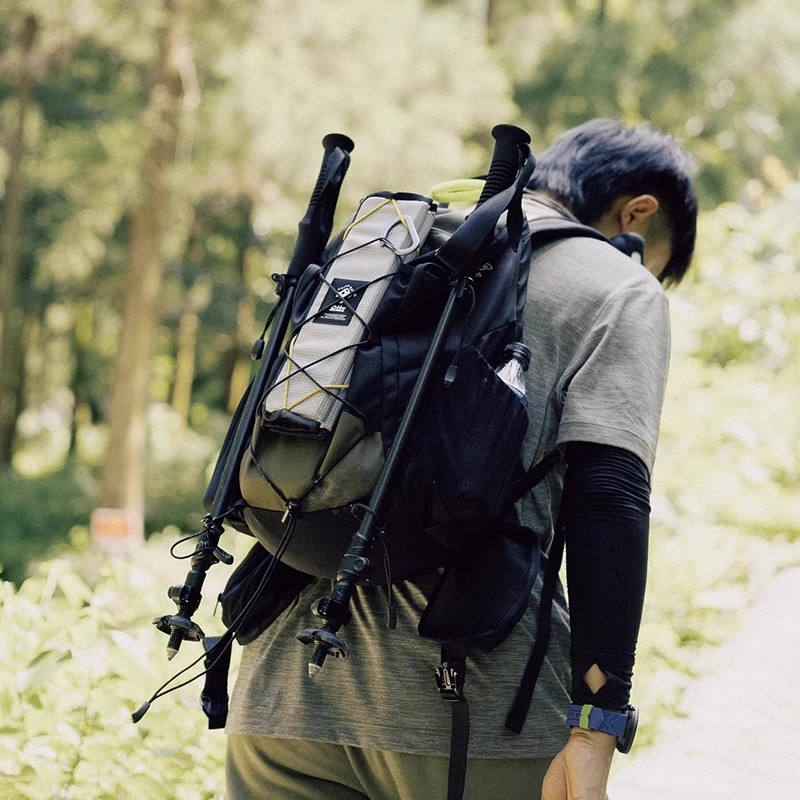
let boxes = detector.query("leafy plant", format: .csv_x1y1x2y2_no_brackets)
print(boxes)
0,536,248,799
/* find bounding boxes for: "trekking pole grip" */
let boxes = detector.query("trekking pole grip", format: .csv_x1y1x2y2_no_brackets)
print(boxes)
477,124,531,205
288,133,355,277
313,134,355,204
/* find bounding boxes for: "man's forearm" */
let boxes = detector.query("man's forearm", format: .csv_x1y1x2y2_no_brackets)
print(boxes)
562,441,651,709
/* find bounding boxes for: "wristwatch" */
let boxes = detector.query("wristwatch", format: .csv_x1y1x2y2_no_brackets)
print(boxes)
566,703,639,754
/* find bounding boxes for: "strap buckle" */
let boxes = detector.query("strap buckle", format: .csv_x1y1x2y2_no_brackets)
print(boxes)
435,659,465,702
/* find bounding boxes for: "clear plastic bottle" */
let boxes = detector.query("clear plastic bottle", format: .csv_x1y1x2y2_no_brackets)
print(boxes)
495,342,532,405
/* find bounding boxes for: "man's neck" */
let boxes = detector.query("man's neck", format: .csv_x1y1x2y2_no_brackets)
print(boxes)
522,189,579,222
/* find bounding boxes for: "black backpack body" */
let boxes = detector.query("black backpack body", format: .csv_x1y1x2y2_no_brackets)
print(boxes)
234,198,534,586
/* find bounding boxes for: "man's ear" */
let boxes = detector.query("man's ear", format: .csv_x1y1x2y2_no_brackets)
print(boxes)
619,194,660,233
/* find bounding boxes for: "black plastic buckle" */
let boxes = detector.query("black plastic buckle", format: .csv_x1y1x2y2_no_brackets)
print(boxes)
435,660,465,702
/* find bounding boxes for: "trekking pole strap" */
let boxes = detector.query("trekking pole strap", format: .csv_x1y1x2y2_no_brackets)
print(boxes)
436,149,534,277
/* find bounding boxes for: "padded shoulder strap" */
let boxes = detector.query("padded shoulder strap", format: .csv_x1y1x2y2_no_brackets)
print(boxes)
527,216,608,249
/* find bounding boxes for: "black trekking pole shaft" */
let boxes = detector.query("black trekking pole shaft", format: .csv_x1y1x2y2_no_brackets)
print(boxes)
304,280,465,674
301,124,531,675
157,134,354,661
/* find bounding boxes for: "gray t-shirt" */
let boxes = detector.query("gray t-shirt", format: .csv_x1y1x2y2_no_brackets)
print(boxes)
226,196,671,758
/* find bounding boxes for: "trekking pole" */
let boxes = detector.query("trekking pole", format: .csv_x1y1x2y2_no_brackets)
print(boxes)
476,124,531,204
153,134,354,661
298,124,532,676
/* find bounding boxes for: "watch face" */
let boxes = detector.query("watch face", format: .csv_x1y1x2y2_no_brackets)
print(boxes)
617,705,639,754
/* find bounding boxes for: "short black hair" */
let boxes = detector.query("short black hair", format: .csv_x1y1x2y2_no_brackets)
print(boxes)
528,119,698,286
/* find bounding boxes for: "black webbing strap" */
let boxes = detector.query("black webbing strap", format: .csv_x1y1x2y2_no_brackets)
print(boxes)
501,221,616,732
511,448,562,503
435,149,535,277
201,632,234,730
435,643,470,800
504,508,567,734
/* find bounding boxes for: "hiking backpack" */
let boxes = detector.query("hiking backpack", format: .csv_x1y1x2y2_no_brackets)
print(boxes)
141,125,640,800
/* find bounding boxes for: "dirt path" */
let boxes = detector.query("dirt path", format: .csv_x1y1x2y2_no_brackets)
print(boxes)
610,567,800,800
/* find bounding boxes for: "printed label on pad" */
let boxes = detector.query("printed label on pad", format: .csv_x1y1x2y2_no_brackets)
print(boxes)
315,278,368,326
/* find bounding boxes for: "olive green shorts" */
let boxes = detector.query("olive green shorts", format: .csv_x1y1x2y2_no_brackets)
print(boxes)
226,734,552,800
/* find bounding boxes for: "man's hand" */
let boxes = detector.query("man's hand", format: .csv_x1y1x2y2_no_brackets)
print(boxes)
541,727,616,800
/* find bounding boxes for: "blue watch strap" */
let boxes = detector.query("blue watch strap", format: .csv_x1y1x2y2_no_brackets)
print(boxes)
566,704,628,738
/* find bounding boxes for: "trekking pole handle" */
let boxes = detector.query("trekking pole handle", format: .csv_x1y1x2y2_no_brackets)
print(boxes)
287,133,355,278
312,134,355,205
477,124,531,206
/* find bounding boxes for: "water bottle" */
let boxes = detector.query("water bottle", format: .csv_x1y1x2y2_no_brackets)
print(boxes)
495,342,532,405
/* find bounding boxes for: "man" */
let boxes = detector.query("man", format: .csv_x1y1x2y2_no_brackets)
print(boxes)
224,118,698,800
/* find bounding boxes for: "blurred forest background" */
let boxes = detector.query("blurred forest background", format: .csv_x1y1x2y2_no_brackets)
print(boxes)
1,1,800,798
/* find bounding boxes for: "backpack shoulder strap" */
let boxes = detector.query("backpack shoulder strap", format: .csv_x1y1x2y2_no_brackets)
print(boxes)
503,219,648,737
504,505,566,734
528,215,647,261
508,218,608,498
527,215,608,248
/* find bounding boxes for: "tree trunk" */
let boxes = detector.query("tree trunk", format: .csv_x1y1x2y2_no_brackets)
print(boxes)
227,197,256,414
485,0,499,46
171,310,199,423
0,15,38,467
227,295,256,413
98,0,194,520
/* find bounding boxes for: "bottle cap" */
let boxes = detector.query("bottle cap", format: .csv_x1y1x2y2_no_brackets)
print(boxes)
504,342,532,371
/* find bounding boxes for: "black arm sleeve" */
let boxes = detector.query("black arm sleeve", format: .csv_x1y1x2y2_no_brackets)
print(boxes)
562,441,651,710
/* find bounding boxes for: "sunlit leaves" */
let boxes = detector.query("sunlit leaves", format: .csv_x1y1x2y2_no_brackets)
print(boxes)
213,0,514,235
689,186,800,370
0,539,244,799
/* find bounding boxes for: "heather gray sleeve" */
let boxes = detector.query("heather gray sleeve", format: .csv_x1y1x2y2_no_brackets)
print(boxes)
556,284,670,472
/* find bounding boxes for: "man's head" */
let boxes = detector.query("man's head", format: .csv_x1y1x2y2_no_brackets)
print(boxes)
528,119,698,286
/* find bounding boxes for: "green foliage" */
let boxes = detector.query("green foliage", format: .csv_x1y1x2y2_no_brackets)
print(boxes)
688,188,800,370
211,0,515,227
1,403,223,584
0,468,95,586
504,0,800,207
0,539,242,799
